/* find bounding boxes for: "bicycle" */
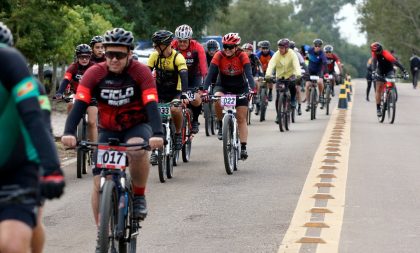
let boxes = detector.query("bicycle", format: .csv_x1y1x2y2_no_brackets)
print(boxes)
79,139,150,253
212,93,247,175
323,74,335,116
377,74,403,124
307,75,320,120
203,85,218,136
60,93,91,178
275,78,294,132
257,80,269,122
173,90,194,166
154,100,181,183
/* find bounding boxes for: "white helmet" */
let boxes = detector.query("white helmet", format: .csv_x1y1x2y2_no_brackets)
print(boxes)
175,24,193,39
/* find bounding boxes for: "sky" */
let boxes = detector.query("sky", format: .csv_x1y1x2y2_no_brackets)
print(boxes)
337,3,367,45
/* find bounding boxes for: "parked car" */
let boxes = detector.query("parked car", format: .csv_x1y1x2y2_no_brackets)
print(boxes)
133,47,155,65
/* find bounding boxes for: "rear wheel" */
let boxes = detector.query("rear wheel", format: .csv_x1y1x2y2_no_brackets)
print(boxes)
278,95,285,132
310,86,317,120
97,181,118,253
222,115,234,175
380,93,386,123
182,112,192,162
76,119,87,178
325,84,331,115
157,148,167,183
284,98,290,131
259,88,267,122
203,103,211,136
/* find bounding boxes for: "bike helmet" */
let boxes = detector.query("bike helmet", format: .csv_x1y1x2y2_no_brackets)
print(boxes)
75,44,92,55
0,22,13,47
313,38,323,46
289,40,296,49
103,28,134,47
175,24,193,39
241,43,253,51
90,35,104,47
370,42,383,53
152,30,174,46
222,33,241,45
277,38,290,48
324,45,333,52
206,39,220,51
260,40,270,48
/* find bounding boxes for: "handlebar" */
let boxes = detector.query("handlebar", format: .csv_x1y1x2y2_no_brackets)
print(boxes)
78,139,151,151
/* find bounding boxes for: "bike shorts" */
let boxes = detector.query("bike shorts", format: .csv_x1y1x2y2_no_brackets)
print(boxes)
92,123,152,176
0,162,40,228
213,86,248,107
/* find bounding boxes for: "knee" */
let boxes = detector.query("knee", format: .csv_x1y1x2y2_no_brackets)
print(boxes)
0,224,32,253
126,138,147,160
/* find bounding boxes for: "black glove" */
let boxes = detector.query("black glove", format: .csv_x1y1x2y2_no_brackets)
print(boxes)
371,71,378,80
40,170,65,200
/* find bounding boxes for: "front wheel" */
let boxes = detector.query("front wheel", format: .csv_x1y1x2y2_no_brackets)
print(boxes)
310,87,317,120
388,90,396,124
325,85,331,115
157,149,167,183
222,115,235,175
259,88,267,122
97,181,118,253
182,113,192,162
278,95,285,132
203,103,211,136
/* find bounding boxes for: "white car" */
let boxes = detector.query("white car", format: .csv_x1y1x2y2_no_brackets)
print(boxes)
133,47,155,64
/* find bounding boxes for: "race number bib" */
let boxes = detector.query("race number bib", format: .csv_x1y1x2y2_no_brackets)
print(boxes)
96,145,127,169
158,103,171,118
310,75,319,81
221,95,237,106
186,90,195,101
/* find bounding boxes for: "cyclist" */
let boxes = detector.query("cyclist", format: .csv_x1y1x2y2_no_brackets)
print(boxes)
410,50,419,89
90,35,105,63
370,42,409,117
265,38,301,123
171,24,208,134
256,40,275,101
61,28,164,224
0,22,65,253
290,40,308,115
242,43,263,115
205,39,220,66
203,33,255,159
366,57,375,101
55,44,98,144
304,38,328,111
324,44,343,97
148,30,188,163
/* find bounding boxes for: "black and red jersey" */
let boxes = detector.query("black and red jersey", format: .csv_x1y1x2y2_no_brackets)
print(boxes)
372,50,397,74
75,61,159,131
326,53,341,73
210,50,250,89
63,62,95,92
171,39,208,79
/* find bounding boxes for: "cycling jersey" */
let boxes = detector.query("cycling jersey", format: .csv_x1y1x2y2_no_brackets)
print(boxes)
64,60,163,135
171,39,208,86
256,50,275,73
0,45,59,177
249,54,263,77
204,49,255,92
372,49,405,75
326,53,341,73
306,46,328,75
147,49,188,101
57,61,95,94
265,49,301,79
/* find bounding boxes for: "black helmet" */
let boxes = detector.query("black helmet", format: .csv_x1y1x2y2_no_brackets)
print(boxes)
75,44,92,55
90,35,104,46
206,39,220,51
103,28,134,47
0,22,13,47
260,40,270,48
277,38,290,48
152,30,174,46
324,45,333,52
289,40,296,49
313,38,323,46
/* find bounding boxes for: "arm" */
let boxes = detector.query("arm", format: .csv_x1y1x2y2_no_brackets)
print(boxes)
179,70,189,92
265,52,278,78
204,63,219,90
244,63,255,89
292,53,302,78
197,43,208,78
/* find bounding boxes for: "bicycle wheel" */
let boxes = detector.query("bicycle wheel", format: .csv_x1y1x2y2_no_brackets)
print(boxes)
278,95,285,132
233,122,239,171
203,103,211,136
166,127,174,179
284,99,289,131
325,84,331,115
380,94,386,123
76,119,87,178
260,88,267,122
97,181,118,253
172,149,180,166
157,148,167,183
291,101,296,123
222,115,234,175
182,111,192,162
388,90,396,124
310,87,317,120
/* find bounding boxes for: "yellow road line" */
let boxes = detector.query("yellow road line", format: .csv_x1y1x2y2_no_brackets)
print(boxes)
278,91,353,253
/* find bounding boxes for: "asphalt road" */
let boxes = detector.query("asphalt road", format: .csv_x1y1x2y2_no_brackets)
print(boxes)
43,79,420,253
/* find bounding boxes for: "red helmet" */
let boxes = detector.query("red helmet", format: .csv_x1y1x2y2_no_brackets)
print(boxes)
241,43,253,51
370,42,383,53
222,33,241,45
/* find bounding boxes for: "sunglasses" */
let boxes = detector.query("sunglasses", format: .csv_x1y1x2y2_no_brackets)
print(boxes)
178,39,189,44
105,51,128,60
314,45,322,48
223,44,236,50
78,55,91,60
326,51,332,53
261,47,269,50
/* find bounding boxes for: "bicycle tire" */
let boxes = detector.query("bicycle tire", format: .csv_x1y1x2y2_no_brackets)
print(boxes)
157,149,166,183
260,88,267,122
284,97,289,131
76,147,85,179
311,87,317,120
222,115,234,175
325,84,331,115
389,90,396,124
172,150,180,166
203,103,211,136
182,111,192,162
278,95,284,132
233,121,239,171
166,126,174,179
97,181,118,253
380,95,386,123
